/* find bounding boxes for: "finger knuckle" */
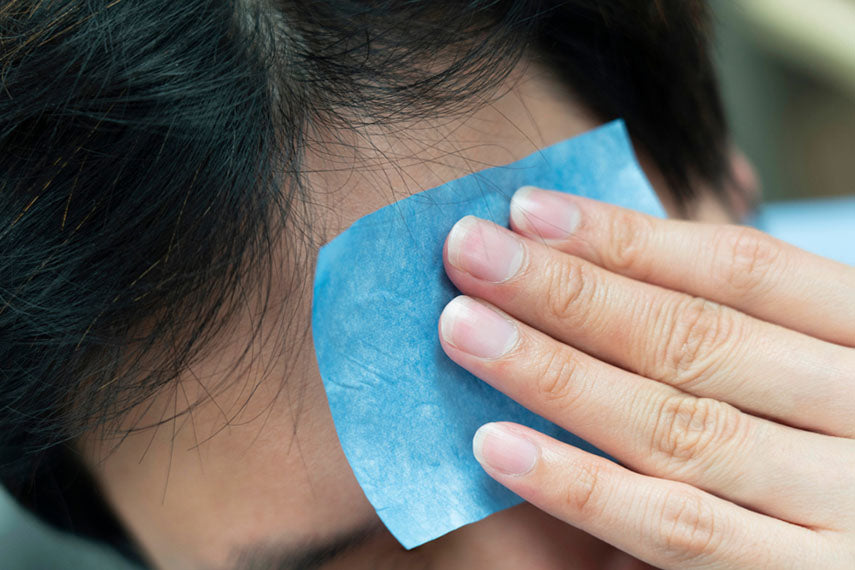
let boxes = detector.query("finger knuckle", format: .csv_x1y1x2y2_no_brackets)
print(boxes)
656,489,721,563
716,226,781,297
605,209,653,274
542,257,594,323
651,395,744,471
535,348,586,408
661,297,734,389
560,460,606,520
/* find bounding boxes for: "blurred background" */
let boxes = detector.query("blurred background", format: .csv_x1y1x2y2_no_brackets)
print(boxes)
713,0,855,265
2,1,854,567
714,0,855,202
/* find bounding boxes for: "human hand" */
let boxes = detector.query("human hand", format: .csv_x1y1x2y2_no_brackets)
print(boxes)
439,187,855,569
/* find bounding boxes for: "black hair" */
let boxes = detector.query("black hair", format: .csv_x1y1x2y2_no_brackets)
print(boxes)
0,0,730,556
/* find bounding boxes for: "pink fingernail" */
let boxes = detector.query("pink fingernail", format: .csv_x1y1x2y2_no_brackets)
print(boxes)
510,186,580,239
440,296,518,359
446,216,525,283
473,423,538,476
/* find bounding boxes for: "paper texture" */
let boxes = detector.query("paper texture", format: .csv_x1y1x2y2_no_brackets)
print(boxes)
312,121,665,548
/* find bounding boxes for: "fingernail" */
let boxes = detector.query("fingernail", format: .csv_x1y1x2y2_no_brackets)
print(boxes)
447,216,525,282
510,186,580,239
440,296,518,359
473,423,538,476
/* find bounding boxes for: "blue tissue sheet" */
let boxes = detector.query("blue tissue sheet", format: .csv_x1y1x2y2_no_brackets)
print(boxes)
312,121,666,549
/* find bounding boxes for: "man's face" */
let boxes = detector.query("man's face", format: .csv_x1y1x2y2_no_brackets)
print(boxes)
82,61,740,570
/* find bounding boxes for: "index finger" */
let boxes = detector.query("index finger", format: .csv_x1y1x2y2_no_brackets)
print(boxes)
509,187,855,347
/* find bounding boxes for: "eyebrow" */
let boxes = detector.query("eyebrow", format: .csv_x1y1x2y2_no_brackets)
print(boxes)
229,521,385,570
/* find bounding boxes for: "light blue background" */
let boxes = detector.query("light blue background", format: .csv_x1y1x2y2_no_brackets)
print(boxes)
752,196,855,266
0,486,141,569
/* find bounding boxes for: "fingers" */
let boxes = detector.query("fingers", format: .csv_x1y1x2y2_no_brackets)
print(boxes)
443,216,855,437
508,187,855,348
471,422,834,570
438,296,855,528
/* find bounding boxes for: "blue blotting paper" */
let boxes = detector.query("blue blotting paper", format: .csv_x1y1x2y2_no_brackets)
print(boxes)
312,121,665,549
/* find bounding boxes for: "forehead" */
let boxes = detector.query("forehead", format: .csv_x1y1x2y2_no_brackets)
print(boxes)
305,64,602,241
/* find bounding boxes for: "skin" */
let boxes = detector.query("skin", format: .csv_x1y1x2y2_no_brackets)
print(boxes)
82,60,756,570
440,194,855,568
